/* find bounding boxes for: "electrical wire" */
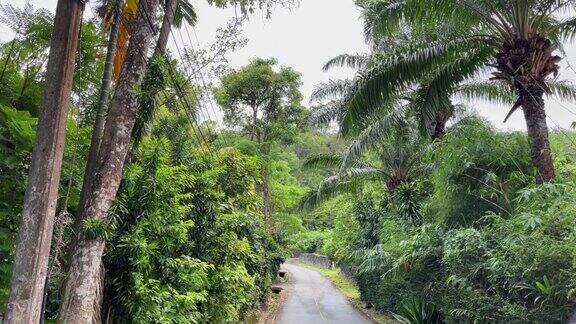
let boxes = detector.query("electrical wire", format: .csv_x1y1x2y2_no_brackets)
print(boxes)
135,0,215,157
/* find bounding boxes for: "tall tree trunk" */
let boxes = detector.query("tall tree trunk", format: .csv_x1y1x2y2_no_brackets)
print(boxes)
250,105,258,141
129,0,176,152
258,142,274,232
17,65,31,102
519,84,555,183
155,0,177,55
3,1,84,322
71,2,122,319
259,162,274,231
0,39,17,84
58,0,159,322
79,0,123,211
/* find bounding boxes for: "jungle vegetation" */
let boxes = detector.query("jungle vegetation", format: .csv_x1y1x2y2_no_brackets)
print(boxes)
2,0,576,323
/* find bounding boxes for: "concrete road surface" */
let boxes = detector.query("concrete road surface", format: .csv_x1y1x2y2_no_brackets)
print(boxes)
276,262,373,324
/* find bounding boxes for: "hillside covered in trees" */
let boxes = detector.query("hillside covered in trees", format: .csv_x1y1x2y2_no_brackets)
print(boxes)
3,0,576,323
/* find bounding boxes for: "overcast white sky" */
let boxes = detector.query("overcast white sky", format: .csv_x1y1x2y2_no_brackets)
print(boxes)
2,0,576,131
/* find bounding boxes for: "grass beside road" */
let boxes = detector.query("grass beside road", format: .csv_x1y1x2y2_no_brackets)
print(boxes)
298,262,360,300
296,260,398,324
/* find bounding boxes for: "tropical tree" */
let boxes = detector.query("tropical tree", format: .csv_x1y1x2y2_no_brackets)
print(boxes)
58,0,162,321
0,4,54,115
2,0,85,322
214,58,306,229
344,0,576,183
61,1,297,321
300,112,428,210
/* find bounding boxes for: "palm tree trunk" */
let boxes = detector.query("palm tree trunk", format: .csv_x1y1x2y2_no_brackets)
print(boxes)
431,102,454,140
520,84,555,183
71,2,122,317
58,0,159,322
386,177,403,193
79,0,123,208
155,0,177,55
3,1,84,322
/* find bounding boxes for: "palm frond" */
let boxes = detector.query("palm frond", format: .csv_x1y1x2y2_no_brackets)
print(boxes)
310,79,352,102
302,153,342,170
309,100,345,127
456,80,516,105
553,16,576,42
322,53,371,71
339,111,405,172
298,167,383,211
410,47,493,136
546,79,576,102
340,34,489,135
173,0,197,28
362,0,405,42
379,135,428,182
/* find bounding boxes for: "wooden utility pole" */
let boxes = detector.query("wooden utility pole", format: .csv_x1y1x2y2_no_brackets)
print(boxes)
4,0,84,323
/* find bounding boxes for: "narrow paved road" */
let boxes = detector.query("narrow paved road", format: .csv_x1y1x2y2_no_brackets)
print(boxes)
276,262,373,324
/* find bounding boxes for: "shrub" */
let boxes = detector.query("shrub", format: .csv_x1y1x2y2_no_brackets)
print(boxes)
101,141,282,323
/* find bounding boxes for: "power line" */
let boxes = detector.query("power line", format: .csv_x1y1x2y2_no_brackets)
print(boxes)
103,3,213,156
185,24,227,133
172,26,232,149
135,0,215,157
168,28,216,151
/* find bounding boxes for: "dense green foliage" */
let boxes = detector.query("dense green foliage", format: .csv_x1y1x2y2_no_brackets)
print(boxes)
0,7,341,321
102,138,282,322
3,1,576,323
301,117,576,323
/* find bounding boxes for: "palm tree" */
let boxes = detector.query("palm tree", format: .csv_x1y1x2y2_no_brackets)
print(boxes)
310,50,493,140
300,111,428,210
345,0,576,183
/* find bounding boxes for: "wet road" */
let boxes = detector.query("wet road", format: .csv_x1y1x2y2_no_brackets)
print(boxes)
276,262,373,324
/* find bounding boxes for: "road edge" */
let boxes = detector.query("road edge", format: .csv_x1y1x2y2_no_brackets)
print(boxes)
292,259,398,324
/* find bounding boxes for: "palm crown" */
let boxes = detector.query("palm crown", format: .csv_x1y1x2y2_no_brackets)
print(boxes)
340,0,576,183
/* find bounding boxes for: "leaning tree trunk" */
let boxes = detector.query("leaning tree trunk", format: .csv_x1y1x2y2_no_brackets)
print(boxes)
155,0,177,55
519,82,555,183
3,1,84,323
57,0,160,322
72,0,122,319
129,0,176,151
